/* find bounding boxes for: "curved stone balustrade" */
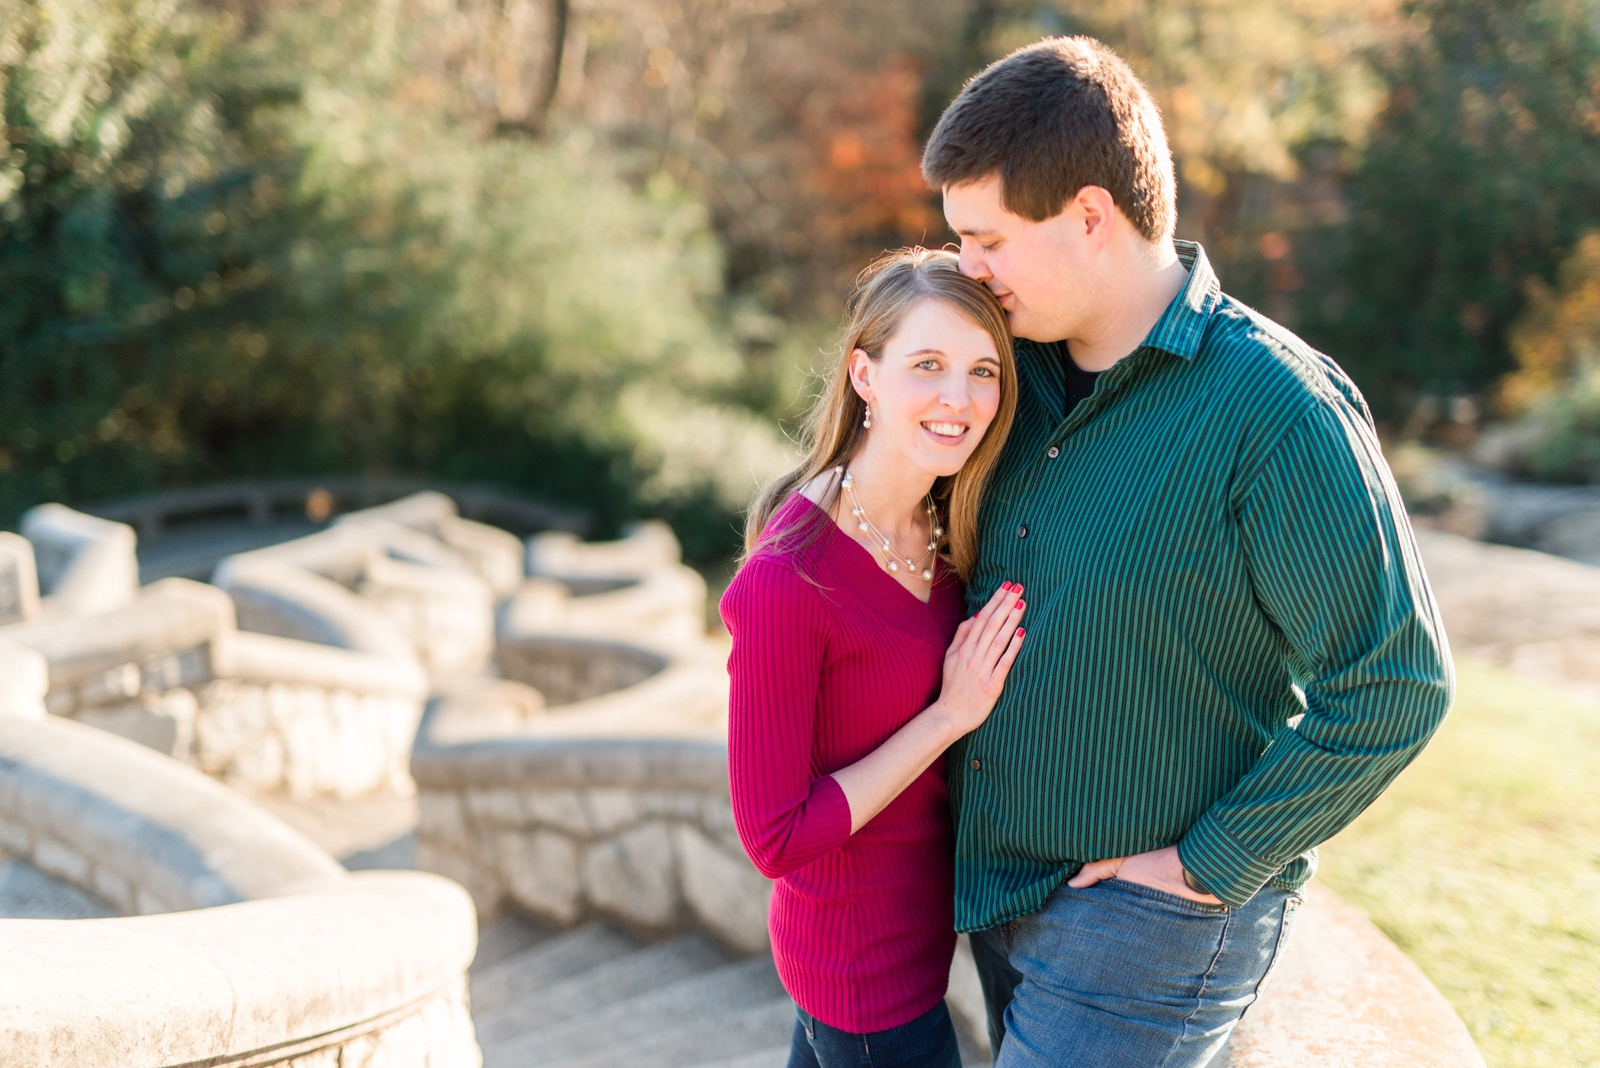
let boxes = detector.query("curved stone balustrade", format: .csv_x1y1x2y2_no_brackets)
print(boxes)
0,532,41,626
0,639,47,720
0,714,480,1068
91,476,586,544
216,493,516,677
4,577,427,797
338,491,526,598
16,505,138,619
513,522,708,643
412,634,769,954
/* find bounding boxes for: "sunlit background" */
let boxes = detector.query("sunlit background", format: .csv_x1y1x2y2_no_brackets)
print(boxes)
3,0,1598,1063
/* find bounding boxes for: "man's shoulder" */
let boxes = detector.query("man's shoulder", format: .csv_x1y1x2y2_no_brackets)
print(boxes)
1197,294,1370,425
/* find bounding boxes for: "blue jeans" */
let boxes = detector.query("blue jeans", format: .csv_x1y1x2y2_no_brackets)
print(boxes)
969,878,1302,1068
786,1000,962,1068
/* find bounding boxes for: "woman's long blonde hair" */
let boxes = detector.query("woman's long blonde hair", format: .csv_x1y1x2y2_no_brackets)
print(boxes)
741,247,1017,583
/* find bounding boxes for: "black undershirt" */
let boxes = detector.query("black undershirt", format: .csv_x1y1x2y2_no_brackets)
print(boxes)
1060,348,1101,418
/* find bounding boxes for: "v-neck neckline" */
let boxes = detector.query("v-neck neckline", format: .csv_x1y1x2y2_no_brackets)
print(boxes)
796,493,940,604
778,495,961,651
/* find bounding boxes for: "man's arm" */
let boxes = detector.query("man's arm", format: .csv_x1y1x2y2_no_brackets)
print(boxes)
1171,397,1454,906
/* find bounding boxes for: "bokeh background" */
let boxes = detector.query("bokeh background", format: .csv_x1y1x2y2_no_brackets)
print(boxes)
3,1,1599,1063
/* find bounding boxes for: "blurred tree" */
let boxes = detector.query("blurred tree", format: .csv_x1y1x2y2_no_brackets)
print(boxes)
1478,231,1600,483
1311,0,1600,415
0,0,787,554
1503,231,1600,413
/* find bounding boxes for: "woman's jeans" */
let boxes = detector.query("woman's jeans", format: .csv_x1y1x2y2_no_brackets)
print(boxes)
969,877,1302,1068
786,999,962,1068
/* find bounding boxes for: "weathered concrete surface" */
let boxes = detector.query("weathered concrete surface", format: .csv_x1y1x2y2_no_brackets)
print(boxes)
1416,529,1600,703
216,492,521,677
1227,882,1484,1068
413,640,766,952
518,522,708,643
0,714,345,914
0,872,480,1068
21,504,138,617
4,579,427,797
0,640,47,720
0,711,480,1066
0,532,40,626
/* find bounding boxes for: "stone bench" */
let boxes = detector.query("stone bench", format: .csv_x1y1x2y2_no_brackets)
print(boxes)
0,713,480,1067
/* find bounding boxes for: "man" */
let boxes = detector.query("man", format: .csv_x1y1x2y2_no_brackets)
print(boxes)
922,37,1454,1067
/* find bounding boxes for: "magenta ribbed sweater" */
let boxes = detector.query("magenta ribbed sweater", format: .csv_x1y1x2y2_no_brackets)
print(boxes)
720,495,963,1033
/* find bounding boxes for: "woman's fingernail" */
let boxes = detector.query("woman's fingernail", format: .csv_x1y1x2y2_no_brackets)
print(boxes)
1016,628,1025,638
1001,580,1013,591
1013,585,1024,595
1015,600,1025,611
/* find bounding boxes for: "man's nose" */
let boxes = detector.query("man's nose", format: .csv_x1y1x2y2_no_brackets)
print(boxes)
958,242,990,282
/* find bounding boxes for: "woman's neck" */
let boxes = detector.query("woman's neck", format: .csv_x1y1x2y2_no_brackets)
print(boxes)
840,438,936,540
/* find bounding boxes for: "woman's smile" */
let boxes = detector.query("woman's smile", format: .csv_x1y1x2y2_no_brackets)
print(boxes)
920,420,970,446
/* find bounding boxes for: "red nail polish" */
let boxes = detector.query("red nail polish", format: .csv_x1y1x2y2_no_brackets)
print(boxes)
1017,628,1025,637
1001,581,1013,591
1015,600,1025,610
1013,585,1024,594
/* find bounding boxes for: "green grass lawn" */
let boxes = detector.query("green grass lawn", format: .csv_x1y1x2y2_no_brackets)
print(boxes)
1318,658,1600,1067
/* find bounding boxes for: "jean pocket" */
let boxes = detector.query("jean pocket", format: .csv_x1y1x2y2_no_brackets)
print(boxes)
797,1005,816,1041
1256,893,1303,992
1106,877,1231,916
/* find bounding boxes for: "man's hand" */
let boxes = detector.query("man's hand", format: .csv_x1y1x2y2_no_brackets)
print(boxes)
1066,845,1224,906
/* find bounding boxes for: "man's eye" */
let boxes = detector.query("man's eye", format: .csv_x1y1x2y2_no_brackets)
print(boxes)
981,242,999,252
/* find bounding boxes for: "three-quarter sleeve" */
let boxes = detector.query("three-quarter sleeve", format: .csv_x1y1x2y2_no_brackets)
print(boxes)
721,556,853,879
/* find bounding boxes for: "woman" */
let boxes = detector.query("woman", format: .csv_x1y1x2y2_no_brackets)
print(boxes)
721,247,1026,1067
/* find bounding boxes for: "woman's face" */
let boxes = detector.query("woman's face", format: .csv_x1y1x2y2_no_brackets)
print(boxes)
850,299,1004,479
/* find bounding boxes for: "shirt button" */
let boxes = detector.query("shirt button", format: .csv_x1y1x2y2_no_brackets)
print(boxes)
1017,524,1028,539
1047,446,1059,459
969,759,982,771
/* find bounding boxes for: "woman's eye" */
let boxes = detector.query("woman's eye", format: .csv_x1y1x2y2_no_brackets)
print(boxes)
972,367,995,378
918,359,939,371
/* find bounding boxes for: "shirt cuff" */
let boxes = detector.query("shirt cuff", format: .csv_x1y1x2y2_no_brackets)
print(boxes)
1177,811,1282,909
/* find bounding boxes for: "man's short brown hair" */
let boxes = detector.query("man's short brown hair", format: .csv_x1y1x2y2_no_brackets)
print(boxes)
923,36,1176,242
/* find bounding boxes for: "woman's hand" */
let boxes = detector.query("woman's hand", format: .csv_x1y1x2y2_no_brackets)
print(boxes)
934,581,1026,737
829,581,1025,834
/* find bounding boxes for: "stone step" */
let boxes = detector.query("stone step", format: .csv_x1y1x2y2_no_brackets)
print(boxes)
539,997,796,1068
480,957,788,1067
683,1047,792,1068
470,923,640,1016
471,913,558,975
474,934,731,1046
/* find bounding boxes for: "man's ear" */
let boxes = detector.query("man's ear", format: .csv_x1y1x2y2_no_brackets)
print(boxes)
848,348,876,402
1076,185,1118,250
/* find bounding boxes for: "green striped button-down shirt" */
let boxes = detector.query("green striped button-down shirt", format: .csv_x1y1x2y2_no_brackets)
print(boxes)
951,241,1453,926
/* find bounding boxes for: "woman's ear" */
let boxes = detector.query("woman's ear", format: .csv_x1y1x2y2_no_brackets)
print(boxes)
848,348,875,403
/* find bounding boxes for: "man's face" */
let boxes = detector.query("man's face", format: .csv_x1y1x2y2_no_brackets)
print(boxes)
943,174,1095,343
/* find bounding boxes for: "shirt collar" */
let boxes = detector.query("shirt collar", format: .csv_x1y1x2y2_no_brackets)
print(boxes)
1140,240,1221,362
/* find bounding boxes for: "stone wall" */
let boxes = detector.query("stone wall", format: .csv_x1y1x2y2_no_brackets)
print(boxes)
215,492,524,679
0,533,40,626
20,504,138,617
412,632,767,953
0,713,481,1067
4,577,428,797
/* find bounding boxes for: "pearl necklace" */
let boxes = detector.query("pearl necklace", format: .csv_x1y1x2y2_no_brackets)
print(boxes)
837,466,942,582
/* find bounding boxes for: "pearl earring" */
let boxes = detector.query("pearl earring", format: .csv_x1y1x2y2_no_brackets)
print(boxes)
863,405,872,429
